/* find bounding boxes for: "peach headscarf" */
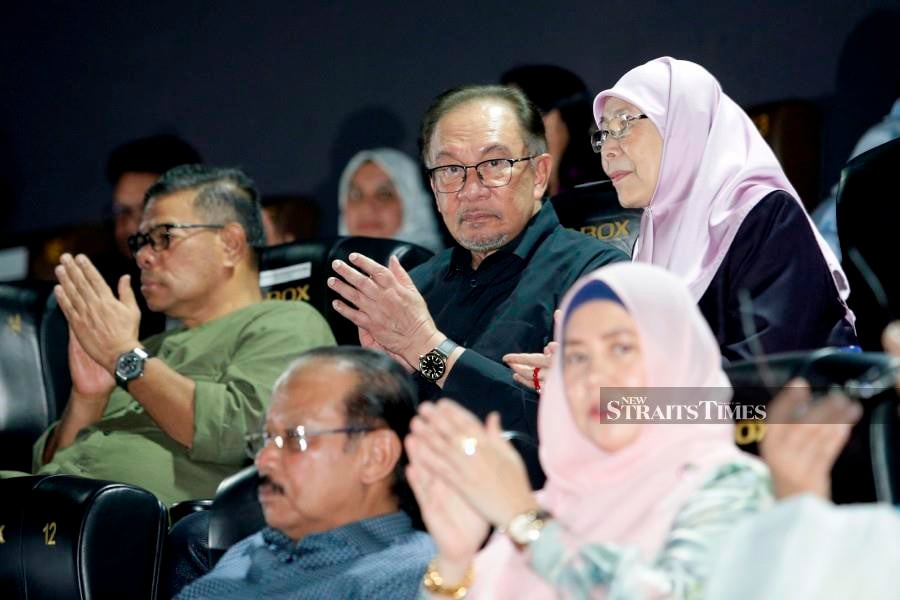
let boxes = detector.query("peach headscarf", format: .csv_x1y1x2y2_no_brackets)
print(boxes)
593,57,850,322
470,262,745,598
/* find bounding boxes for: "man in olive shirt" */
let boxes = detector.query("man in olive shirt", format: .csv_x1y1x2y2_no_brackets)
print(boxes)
31,165,335,505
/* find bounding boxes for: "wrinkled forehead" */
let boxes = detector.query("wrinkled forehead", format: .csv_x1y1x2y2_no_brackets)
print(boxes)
267,360,359,427
139,189,201,229
430,100,526,162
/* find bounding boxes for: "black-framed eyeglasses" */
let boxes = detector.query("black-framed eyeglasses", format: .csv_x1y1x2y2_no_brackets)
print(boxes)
591,114,648,153
244,425,377,458
127,223,225,257
427,156,534,193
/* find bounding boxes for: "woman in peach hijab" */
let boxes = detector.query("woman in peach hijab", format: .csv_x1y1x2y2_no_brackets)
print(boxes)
407,262,771,599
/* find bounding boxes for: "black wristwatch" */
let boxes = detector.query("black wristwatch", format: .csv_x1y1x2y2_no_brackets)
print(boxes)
114,347,151,390
418,339,459,382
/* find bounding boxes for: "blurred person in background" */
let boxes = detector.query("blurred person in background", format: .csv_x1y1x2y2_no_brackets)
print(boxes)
501,64,606,195
338,148,444,253
261,193,320,245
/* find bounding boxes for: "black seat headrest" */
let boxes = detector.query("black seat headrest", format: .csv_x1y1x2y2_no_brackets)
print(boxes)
725,349,899,504
0,474,167,600
837,137,900,350
549,180,642,257
207,466,264,566
0,282,54,472
258,237,434,345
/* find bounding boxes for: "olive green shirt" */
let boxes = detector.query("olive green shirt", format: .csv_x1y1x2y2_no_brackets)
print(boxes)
32,300,335,506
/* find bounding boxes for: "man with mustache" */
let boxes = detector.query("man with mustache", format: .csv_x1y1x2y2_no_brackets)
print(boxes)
175,346,434,600
329,85,627,486
31,165,335,505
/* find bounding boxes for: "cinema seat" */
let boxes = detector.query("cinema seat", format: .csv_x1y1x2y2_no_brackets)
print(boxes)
549,180,641,257
327,237,434,345
836,137,900,351
259,237,434,345
207,466,264,565
259,239,332,312
0,476,47,599
0,282,55,472
0,474,167,600
38,294,72,423
157,467,262,598
725,349,898,504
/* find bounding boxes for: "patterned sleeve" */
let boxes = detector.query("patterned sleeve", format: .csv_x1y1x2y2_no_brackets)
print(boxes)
528,460,773,600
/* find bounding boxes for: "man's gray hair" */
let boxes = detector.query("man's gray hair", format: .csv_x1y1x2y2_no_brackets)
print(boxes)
145,164,266,256
419,84,548,165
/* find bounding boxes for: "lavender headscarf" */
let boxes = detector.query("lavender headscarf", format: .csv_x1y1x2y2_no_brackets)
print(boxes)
593,57,851,322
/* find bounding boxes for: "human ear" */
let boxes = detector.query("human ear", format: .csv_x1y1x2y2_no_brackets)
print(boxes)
359,430,402,486
531,153,553,199
220,222,247,267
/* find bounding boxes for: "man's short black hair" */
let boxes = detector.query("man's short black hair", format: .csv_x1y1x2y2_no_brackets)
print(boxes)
144,164,267,256
284,346,421,527
419,84,548,165
106,134,202,185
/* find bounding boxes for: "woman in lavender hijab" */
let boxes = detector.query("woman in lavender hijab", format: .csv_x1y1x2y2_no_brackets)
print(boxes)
589,57,856,362
507,57,856,386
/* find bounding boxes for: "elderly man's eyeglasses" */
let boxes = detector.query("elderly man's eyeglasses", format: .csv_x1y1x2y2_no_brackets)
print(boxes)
244,425,377,458
127,223,225,257
591,114,649,153
427,156,534,194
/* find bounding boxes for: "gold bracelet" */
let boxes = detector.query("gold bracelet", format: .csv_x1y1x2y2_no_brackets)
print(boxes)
422,558,474,599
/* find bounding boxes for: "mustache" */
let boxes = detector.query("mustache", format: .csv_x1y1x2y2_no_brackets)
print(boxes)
457,209,501,225
258,474,285,494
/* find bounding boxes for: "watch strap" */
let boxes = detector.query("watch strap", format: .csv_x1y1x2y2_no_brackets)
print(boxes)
435,338,459,359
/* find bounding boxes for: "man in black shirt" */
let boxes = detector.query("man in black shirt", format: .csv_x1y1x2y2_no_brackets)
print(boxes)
329,85,626,485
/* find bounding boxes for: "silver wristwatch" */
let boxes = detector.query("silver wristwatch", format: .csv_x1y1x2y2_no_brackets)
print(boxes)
114,347,151,390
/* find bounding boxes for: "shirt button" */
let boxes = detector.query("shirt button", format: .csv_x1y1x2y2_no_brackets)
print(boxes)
469,279,478,288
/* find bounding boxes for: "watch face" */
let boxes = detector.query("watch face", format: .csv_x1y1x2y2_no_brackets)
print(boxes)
419,351,447,382
116,352,144,380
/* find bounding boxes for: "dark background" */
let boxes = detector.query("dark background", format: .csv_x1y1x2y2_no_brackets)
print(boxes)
2,1,898,239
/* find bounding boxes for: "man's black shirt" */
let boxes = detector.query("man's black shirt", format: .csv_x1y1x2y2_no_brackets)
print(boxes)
410,200,627,481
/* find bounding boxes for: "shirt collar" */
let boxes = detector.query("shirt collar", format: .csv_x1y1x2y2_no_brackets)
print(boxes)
260,511,415,564
446,200,559,275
